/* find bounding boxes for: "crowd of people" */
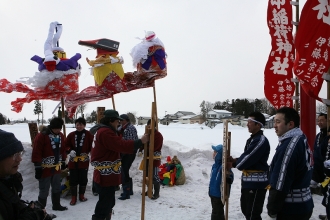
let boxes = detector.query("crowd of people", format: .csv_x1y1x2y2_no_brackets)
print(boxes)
209,107,326,220
2,106,330,219
0,109,160,220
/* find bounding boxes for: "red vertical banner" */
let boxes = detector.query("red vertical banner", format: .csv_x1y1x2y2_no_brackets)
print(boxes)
294,0,330,102
264,0,295,109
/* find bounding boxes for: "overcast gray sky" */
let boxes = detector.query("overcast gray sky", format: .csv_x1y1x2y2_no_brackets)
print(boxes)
1,0,321,121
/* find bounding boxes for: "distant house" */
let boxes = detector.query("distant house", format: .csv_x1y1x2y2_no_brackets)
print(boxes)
160,111,196,125
206,110,232,127
178,115,197,124
207,110,232,119
220,115,245,125
175,111,196,118
189,115,206,124
137,116,151,125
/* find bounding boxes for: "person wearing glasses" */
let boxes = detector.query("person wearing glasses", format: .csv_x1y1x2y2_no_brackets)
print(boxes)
89,109,149,220
0,130,54,220
227,111,270,220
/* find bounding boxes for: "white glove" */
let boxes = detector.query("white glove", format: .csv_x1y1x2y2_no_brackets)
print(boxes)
70,150,76,158
310,180,318,188
324,160,330,169
118,56,124,64
110,56,119,64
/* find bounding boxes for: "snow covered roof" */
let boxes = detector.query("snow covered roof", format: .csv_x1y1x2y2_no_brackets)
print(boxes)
179,115,196,119
211,109,232,114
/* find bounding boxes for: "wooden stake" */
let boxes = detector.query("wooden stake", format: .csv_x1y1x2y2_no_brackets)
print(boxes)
327,68,330,135
141,125,149,220
112,96,116,110
61,97,66,137
153,85,158,129
147,102,156,198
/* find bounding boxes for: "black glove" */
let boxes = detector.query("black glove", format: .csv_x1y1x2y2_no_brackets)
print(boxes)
226,177,233,184
35,167,42,180
61,161,67,170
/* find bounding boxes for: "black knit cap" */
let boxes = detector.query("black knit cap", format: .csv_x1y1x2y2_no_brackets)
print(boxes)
0,129,24,161
120,114,130,121
49,117,64,129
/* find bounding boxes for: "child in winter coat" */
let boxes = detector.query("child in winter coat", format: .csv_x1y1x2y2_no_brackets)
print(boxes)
209,144,233,220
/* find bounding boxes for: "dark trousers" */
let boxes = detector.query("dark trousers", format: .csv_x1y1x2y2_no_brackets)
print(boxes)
92,182,115,219
38,173,61,199
240,188,266,220
276,211,312,220
210,196,225,220
69,169,88,186
121,153,136,183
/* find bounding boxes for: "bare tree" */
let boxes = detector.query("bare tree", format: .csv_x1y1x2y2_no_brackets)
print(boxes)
76,103,88,118
317,102,327,114
127,112,137,125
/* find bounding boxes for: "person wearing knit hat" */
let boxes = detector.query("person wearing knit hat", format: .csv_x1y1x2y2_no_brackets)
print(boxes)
32,117,68,212
65,117,94,206
118,113,139,200
0,129,24,164
89,109,149,220
0,130,55,220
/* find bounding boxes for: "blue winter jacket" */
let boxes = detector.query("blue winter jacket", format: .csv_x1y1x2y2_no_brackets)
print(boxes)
209,144,234,198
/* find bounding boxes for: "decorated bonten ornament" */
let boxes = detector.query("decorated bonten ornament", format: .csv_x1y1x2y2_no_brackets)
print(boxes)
0,21,81,113
64,38,128,117
64,31,168,118
124,30,167,90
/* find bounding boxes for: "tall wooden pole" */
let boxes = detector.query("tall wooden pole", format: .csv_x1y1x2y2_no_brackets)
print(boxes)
327,68,330,135
112,96,116,110
153,85,158,129
141,125,149,220
61,97,66,137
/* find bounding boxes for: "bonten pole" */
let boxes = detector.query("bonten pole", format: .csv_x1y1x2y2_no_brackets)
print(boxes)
153,85,158,129
61,96,66,137
112,96,116,110
141,125,149,220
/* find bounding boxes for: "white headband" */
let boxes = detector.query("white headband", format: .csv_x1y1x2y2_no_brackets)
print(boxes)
248,117,264,127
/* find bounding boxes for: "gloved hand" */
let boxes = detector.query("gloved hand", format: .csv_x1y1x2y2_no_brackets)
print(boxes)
110,56,119,64
69,150,76,158
118,56,124,64
35,167,43,179
310,180,319,188
226,177,233,184
324,160,330,169
61,161,67,170
268,213,277,218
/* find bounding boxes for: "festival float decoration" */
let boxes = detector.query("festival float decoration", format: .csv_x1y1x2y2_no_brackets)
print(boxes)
64,38,127,117
65,31,167,118
0,21,81,113
125,31,167,91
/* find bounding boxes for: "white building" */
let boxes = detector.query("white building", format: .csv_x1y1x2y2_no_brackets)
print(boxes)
178,115,197,124
207,110,232,119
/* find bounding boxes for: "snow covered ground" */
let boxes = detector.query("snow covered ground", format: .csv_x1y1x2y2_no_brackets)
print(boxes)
0,123,324,220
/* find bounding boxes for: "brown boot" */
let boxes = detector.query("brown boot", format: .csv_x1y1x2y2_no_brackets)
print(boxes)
70,186,77,205
70,196,77,206
79,186,88,202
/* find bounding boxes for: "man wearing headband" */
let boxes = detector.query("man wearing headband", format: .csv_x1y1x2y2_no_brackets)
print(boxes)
228,111,270,220
267,107,313,219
